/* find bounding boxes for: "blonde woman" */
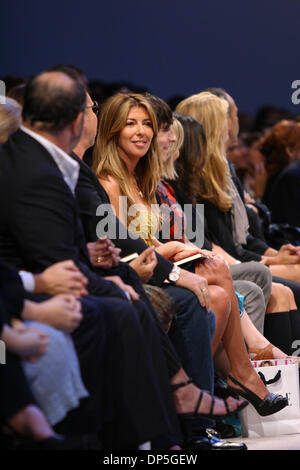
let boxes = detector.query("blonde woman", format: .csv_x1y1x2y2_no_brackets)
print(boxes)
176,92,300,283
175,92,300,360
158,113,290,364
0,98,22,143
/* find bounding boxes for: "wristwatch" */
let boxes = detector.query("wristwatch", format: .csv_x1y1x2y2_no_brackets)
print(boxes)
168,265,181,283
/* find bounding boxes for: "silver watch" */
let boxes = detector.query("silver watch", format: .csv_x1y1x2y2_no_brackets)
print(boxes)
168,265,181,283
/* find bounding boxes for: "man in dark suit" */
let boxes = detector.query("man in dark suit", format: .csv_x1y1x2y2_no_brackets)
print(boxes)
0,71,187,449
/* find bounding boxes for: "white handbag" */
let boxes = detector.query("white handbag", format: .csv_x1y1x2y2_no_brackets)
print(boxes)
240,358,300,438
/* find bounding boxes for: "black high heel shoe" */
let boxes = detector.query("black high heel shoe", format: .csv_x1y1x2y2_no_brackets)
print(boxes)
226,374,288,417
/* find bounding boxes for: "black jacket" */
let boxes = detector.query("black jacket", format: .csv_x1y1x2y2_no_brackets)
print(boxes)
0,130,126,299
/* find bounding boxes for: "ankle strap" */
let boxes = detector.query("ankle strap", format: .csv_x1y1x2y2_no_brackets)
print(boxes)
171,378,193,392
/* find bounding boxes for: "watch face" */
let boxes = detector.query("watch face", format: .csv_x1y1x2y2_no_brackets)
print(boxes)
169,271,179,282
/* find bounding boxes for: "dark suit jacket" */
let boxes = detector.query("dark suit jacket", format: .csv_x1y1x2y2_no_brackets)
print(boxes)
263,160,300,228
71,152,174,286
0,130,126,299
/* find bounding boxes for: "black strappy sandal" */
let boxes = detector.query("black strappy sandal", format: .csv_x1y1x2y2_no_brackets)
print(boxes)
172,379,248,420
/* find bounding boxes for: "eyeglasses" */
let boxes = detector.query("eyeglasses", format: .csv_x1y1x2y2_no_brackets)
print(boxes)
86,100,99,116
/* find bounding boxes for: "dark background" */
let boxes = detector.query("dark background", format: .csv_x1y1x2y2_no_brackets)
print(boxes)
2,0,300,116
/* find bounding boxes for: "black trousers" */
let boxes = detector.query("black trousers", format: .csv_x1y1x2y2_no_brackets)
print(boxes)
99,263,182,378
0,304,36,423
55,294,182,449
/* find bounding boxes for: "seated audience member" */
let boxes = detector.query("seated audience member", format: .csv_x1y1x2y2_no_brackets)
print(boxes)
7,84,26,107
147,93,273,336
144,94,294,360
92,90,287,418
0,70,248,450
155,112,288,362
0,262,89,450
0,98,22,143
259,120,300,228
175,91,300,356
67,77,249,449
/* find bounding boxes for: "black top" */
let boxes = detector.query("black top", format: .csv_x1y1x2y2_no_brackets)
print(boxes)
168,159,269,262
0,130,127,299
263,160,300,228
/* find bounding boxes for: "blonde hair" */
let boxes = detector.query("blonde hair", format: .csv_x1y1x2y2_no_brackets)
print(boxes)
0,97,22,143
93,93,162,208
176,92,232,211
161,118,184,180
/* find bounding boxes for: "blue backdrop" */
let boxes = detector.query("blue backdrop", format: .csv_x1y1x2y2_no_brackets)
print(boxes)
2,0,300,115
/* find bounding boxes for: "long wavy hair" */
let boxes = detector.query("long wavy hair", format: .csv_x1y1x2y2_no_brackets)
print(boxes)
92,92,162,208
175,92,232,211
174,113,207,204
161,117,184,180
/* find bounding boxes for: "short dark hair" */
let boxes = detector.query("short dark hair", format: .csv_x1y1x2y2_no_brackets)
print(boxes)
22,72,86,132
144,92,173,129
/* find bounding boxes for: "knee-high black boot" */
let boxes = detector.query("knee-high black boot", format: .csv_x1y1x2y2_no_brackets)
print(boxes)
263,311,293,355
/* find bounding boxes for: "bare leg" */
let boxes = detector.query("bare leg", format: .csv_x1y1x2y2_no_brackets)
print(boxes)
241,309,287,359
209,285,231,355
270,264,300,284
171,367,244,416
196,258,271,399
266,282,296,313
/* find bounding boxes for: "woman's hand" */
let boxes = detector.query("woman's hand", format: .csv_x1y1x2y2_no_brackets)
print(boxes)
2,324,49,362
34,260,88,297
25,295,83,333
153,239,200,262
174,268,210,311
129,247,158,283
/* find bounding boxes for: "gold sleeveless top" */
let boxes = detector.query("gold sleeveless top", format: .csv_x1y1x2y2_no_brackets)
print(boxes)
127,204,158,246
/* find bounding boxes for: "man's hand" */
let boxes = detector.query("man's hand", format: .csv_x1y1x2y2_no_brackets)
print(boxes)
129,247,158,283
279,244,300,258
174,268,210,311
88,237,121,269
263,243,300,265
105,276,140,302
34,260,88,297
